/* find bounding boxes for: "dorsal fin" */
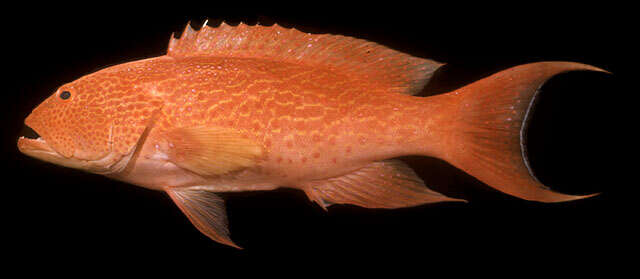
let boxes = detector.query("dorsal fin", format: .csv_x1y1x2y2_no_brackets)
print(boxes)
167,22,443,95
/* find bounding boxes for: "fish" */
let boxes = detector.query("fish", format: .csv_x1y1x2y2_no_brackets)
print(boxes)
17,21,604,249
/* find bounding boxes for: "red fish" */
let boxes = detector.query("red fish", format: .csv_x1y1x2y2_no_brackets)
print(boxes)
17,22,603,248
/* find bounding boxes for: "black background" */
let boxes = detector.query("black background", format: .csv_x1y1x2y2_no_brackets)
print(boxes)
2,8,631,274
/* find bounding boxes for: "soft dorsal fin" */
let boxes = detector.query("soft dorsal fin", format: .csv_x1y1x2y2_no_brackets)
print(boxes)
167,22,443,95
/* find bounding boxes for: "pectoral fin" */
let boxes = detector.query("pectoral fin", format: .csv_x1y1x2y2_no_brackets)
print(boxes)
166,187,241,249
301,160,466,210
164,126,263,176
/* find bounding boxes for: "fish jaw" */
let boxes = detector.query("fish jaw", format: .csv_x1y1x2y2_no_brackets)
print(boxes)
17,132,131,175
18,136,82,169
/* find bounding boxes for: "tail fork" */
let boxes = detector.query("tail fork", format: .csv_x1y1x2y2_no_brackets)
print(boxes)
442,62,606,202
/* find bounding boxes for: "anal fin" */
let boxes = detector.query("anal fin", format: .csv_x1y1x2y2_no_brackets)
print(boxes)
165,187,241,249
301,160,466,210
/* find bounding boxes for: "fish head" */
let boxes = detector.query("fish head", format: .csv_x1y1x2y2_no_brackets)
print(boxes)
18,68,163,174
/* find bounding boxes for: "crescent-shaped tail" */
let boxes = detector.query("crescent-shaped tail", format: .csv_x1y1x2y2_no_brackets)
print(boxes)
437,62,607,202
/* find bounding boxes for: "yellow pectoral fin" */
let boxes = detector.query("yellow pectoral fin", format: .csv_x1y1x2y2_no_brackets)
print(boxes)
164,126,263,176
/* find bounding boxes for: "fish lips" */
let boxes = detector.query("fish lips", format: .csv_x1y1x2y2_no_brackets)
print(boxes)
17,127,79,169
18,124,53,155
18,124,131,174
18,124,89,170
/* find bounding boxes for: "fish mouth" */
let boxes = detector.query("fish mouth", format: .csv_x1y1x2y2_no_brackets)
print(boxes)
18,125,90,170
17,125,59,159
18,124,130,174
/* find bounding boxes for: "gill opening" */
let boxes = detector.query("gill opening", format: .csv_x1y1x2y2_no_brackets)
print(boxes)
118,107,163,176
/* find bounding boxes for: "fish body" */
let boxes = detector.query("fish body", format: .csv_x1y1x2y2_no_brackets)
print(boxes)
105,56,447,191
18,22,603,248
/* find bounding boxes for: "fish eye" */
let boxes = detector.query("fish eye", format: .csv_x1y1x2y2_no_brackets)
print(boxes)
59,91,71,100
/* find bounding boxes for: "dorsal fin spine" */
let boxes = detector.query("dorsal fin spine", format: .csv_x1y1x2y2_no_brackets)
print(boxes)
167,22,443,95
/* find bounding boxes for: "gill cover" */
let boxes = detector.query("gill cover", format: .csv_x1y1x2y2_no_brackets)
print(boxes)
24,69,163,171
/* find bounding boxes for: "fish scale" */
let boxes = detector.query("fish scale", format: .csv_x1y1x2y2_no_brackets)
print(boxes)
18,22,604,248
150,56,426,169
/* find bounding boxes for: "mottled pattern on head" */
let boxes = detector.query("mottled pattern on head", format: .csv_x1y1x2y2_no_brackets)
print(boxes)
25,62,164,161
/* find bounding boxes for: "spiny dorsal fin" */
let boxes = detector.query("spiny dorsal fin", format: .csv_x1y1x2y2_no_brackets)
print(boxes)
167,22,443,95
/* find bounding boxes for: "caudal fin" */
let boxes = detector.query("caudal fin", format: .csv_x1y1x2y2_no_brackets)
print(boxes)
442,62,606,202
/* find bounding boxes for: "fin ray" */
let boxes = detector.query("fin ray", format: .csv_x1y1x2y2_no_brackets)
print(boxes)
166,187,241,249
301,160,466,210
164,126,263,176
443,62,606,202
168,22,443,95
